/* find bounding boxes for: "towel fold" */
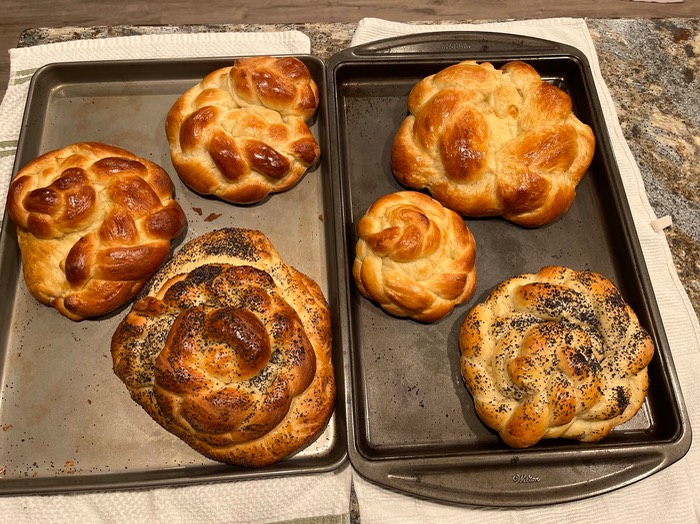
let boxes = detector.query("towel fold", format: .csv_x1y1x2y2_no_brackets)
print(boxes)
350,17,700,524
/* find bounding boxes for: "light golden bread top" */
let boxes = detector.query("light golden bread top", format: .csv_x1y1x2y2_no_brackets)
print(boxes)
353,191,477,323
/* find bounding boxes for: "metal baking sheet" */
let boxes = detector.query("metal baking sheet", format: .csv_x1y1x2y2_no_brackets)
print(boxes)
326,32,691,506
0,56,347,495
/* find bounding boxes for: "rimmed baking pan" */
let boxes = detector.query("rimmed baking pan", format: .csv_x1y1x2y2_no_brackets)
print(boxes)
326,32,691,506
0,56,347,495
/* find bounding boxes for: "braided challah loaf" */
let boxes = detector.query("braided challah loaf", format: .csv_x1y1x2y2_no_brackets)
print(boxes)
6,142,187,321
391,60,595,227
353,191,477,323
111,228,335,467
459,266,654,448
166,56,321,204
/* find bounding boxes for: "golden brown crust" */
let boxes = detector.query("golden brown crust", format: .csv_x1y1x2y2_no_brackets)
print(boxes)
6,142,187,321
353,191,477,323
111,228,335,467
165,56,321,204
391,61,595,227
459,266,654,448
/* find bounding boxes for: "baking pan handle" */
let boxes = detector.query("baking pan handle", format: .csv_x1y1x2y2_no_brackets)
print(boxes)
346,31,573,59
356,448,675,507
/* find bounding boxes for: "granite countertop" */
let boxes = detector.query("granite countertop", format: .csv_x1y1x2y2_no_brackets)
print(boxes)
18,18,700,320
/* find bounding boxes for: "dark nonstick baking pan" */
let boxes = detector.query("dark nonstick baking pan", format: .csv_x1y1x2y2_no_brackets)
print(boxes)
326,32,691,506
0,56,347,495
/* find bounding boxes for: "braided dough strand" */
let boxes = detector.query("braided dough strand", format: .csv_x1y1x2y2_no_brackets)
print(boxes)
391,61,595,227
166,56,321,204
7,142,187,320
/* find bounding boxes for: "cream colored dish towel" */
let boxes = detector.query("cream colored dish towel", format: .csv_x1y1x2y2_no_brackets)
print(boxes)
351,17,700,524
0,30,351,524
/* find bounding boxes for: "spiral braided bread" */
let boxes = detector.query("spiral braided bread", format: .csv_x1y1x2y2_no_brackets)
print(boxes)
459,266,654,448
111,228,335,466
353,191,477,323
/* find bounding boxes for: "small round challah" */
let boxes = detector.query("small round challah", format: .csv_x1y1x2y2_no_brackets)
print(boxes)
459,266,654,448
111,228,335,467
6,142,187,320
353,191,477,323
391,60,595,227
166,56,321,204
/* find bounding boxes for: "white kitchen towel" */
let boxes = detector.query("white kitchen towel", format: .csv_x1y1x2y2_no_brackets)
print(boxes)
1,465,352,524
0,30,352,524
0,29,312,218
351,17,700,524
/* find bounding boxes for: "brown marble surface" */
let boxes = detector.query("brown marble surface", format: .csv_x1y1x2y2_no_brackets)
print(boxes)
17,18,700,321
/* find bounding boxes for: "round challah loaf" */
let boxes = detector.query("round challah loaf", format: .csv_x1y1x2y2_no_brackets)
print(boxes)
353,191,477,323
6,142,187,321
111,228,336,467
166,56,321,204
459,266,654,448
391,60,595,227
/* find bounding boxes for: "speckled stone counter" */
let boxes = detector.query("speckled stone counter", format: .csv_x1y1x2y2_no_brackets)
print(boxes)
17,18,700,321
